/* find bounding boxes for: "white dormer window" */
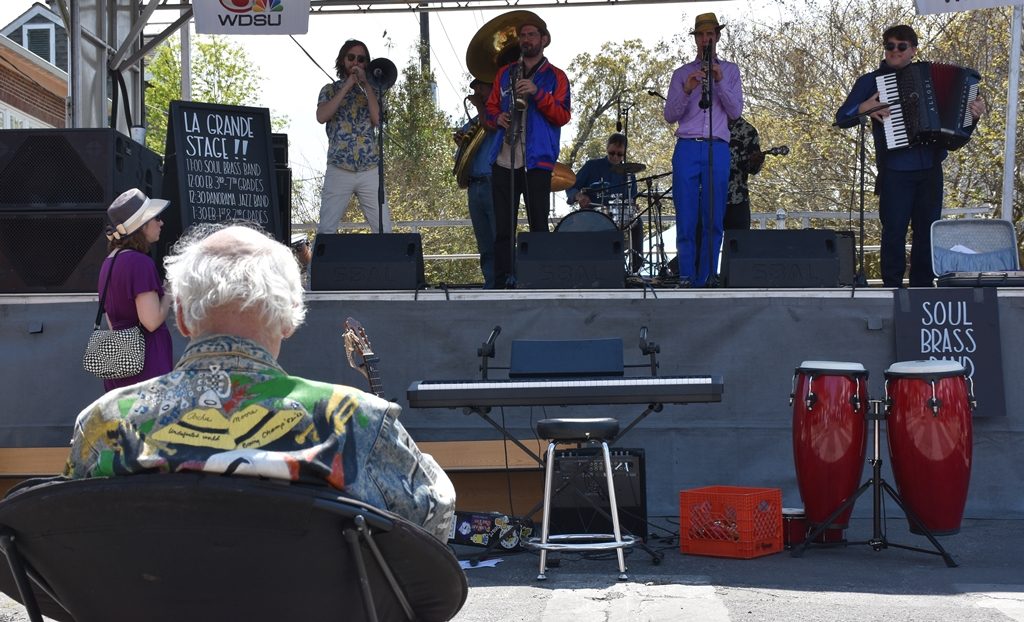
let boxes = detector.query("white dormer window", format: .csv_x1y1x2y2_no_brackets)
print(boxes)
22,23,55,65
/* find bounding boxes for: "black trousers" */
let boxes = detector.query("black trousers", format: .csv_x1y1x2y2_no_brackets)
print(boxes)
491,165,552,285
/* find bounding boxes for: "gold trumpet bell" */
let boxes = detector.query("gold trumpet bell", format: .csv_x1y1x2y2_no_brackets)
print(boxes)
466,10,544,82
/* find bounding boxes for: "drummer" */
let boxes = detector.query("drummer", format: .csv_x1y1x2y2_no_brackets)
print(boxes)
566,133,644,271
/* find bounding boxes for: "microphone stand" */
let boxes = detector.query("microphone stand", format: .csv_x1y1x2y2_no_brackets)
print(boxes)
701,43,716,287
833,101,895,288
375,86,387,235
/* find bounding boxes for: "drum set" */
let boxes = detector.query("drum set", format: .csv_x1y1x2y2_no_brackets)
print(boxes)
554,164,675,277
789,359,975,566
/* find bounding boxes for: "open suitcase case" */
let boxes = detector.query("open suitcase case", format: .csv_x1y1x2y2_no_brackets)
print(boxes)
931,219,1024,287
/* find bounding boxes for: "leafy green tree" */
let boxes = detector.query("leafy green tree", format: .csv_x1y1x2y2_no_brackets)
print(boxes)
144,35,269,155
381,52,480,284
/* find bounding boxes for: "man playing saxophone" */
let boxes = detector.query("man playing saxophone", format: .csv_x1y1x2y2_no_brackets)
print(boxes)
483,13,571,289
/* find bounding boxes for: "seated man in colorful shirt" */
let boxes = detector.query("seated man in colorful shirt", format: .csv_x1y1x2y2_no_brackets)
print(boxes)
64,224,454,542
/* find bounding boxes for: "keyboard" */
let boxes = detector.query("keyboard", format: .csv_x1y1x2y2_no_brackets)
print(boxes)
876,72,910,149
407,375,724,408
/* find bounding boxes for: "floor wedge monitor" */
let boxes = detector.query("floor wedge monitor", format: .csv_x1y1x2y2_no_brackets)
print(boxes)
516,231,624,289
722,229,840,288
311,233,425,291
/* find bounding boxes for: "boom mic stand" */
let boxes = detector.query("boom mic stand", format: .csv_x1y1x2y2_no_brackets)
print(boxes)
791,398,957,567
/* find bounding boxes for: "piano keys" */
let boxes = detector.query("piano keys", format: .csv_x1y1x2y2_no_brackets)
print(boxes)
407,375,724,409
875,61,981,151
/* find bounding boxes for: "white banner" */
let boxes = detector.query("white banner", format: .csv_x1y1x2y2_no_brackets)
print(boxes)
193,0,310,35
916,0,1023,14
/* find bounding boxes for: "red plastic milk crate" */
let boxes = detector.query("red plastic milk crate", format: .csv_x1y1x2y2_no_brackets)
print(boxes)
679,486,783,559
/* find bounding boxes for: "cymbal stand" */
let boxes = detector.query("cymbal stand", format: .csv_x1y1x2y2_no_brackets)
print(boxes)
791,399,957,567
641,178,673,281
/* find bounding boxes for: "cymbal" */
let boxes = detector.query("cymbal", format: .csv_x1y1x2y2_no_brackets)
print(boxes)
610,162,647,175
550,163,576,192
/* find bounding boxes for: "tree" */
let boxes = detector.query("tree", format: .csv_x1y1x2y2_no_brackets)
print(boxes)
143,35,268,155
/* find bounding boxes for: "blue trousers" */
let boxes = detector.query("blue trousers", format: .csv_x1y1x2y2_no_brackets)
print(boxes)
467,176,496,288
672,139,730,286
878,165,943,287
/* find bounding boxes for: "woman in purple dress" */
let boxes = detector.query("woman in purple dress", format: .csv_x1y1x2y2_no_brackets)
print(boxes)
98,188,174,391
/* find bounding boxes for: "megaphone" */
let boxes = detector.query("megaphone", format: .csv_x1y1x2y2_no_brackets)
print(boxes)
367,58,398,90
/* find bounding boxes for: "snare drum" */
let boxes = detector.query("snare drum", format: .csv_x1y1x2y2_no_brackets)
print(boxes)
607,195,636,229
884,360,973,536
791,361,868,530
554,209,617,232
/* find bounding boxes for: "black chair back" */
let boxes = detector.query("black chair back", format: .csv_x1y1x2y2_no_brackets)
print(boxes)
0,474,467,622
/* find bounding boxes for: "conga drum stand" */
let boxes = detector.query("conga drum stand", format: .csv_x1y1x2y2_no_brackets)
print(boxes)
791,399,957,567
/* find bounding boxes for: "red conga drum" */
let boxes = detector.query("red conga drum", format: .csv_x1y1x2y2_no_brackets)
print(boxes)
791,361,868,531
884,360,973,535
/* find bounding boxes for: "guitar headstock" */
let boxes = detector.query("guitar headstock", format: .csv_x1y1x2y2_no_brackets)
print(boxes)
343,317,375,384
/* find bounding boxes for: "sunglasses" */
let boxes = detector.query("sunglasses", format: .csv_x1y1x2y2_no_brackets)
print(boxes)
884,42,910,52
607,150,625,157
346,53,368,63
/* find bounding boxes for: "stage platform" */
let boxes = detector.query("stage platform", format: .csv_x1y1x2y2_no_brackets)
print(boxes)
1,287,1022,521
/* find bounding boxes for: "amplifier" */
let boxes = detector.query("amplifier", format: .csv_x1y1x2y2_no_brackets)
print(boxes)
548,447,647,542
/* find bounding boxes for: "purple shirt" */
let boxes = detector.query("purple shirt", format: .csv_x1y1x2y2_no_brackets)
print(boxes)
98,249,174,391
664,55,743,142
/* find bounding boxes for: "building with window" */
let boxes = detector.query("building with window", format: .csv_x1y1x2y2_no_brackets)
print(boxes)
0,2,68,129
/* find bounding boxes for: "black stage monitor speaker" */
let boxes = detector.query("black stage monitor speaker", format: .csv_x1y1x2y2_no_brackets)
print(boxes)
0,129,163,292
548,447,648,542
722,229,840,288
516,231,624,289
311,233,424,291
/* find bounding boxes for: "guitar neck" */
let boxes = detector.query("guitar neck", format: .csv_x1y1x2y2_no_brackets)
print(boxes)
364,355,384,398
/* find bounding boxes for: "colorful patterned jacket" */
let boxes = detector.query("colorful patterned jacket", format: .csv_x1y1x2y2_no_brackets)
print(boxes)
484,57,571,171
64,334,455,542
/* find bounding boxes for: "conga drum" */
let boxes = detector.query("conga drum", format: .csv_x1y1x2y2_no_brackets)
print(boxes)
791,361,868,530
884,360,973,535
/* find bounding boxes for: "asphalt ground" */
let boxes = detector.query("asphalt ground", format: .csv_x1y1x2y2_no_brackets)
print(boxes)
2,518,1022,621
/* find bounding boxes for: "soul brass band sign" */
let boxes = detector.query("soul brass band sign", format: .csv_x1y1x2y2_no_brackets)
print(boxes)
894,288,1006,417
164,100,282,242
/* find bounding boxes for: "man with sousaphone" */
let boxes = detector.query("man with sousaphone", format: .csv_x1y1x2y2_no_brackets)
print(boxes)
466,10,570,289
453,78,500,288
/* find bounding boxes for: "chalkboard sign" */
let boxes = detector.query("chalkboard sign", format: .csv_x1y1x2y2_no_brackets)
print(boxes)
894,288,1006,417
163,100,281,243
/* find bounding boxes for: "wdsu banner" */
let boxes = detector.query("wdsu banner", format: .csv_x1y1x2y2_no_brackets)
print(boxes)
194,0,310,35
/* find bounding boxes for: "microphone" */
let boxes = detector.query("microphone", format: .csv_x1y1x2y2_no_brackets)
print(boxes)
647,89,666,101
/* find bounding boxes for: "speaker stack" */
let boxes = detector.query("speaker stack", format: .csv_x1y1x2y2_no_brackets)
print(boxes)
271,133,292,245
0,129,163,293
547,447,648,542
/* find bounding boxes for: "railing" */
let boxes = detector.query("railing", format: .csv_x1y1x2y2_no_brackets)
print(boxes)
294,206,996,262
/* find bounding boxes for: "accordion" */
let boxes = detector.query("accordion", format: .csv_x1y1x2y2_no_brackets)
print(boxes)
875,61,981,151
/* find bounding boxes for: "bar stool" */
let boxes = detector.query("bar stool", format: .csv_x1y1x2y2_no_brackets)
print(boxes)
525,417,636,581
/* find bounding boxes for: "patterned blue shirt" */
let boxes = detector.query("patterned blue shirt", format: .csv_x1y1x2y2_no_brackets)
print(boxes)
319,80,379,172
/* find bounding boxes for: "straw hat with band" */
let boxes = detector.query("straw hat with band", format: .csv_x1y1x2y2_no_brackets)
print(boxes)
690,12,726,35
106,188,170,241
